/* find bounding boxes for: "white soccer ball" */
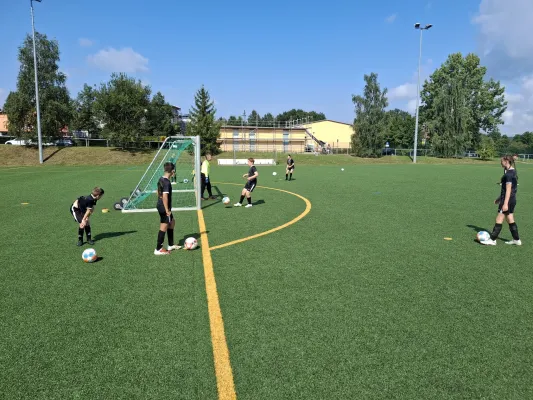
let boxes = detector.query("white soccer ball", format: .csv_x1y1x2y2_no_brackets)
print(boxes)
183,178,189,184
477,231,490,242
222,196,230,205
273,172,277,176
341,168,344,171
184,237,198,250
82,248,97,263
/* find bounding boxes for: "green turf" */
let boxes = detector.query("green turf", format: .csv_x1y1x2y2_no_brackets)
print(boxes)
1,162,533,399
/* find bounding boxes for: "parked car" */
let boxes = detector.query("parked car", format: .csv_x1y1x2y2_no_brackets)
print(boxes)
55,138,75,147
5,138,30,145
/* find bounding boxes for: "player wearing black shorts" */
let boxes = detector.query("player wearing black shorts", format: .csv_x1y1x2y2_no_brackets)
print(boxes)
234,158,259,208
285,154,295,181
154,162,181,255
70,187,104,246
480,155,521,246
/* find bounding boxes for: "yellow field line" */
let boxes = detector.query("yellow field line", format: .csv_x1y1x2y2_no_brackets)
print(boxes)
197,209,237,400
209,182,312,252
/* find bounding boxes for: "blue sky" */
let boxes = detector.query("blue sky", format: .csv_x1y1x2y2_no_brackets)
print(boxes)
1,0,532,134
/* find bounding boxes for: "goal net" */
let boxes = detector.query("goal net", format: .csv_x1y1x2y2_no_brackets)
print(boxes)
122,136,201,213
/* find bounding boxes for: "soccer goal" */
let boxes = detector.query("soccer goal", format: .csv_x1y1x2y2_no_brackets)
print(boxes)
122,136,201,213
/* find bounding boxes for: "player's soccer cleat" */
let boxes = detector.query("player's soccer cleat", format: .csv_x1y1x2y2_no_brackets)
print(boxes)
209,196,217,200
154,248,170,255
505,239,522,246
168,244,182,251
77,240,83,246
201,197,208,201
480,239,497,246
245,204,253,208
234,203,242,207
88,240,95,245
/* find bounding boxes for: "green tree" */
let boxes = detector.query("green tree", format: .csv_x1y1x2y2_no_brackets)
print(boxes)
4,32,72,141
144,91,175,137
351,73,388,157
72,84,100,137
496,135,510,154
187,86,221,155
420,53,507,153
384,109,415,148
275,109,326,123
477,135,496,160
261,112,275,126
247,110,261,125
93,73,151,146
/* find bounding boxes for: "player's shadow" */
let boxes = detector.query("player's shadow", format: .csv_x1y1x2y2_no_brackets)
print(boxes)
93,230,137,241
466,224,509,242
253,199,266,206
201,186,224,209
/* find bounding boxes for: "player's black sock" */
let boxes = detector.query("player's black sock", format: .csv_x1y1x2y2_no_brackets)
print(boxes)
167,228,174,246
490,223,502,240
85,226,92,243
509,223,520,240
247,197,252,205
78,228,84,242
285,174,288,180
289,173,292,180
156,230,165,250
239,195,245,204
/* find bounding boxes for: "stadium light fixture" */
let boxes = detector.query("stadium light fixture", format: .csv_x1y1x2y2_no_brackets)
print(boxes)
413,22,433,163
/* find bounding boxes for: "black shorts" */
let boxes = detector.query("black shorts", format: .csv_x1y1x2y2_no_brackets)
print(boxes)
70,204,83,223
287,165,294,171
498,198,516,215
157,206,174,224
244,180,257,192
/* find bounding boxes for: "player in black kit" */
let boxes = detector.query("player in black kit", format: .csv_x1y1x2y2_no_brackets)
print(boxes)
480,155,521,246
234,158,259,208
286,154,295,181
70,187,105,246
154,162,182,255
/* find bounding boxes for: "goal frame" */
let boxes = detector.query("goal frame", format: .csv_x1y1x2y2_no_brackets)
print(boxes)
121,135,201,213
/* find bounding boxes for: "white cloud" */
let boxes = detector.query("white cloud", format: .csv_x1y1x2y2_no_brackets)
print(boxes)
385,14,397,23
87,47,149,74
473,0,533,79
389,83,417,100
78,38,94,47
473,0,533,133
407,99,418,114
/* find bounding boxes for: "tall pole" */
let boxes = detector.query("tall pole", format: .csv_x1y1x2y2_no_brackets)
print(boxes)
413,28,423,164
31,0,43,164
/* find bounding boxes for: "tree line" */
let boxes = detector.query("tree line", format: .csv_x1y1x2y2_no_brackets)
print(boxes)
351,53,514,158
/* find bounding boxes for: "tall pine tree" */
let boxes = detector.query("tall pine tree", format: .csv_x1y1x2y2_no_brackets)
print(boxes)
187,86,221,155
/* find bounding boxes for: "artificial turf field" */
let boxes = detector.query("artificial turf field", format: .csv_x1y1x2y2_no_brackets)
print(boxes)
1,160,533,399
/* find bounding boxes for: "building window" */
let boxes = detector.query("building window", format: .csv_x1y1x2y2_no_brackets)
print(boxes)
233,129,239,151
249,132,256,152
283,131,289,152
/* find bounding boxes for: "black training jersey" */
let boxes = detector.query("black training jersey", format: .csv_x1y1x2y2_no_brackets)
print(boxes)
76,194,97,213
248,165,258,183
287,158,294,167
157,176,172,209
500,168,518,199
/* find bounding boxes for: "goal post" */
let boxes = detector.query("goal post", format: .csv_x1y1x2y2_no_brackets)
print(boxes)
122,136,201,213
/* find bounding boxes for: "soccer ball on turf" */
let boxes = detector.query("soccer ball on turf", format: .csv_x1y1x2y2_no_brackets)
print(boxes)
183,178,189,184
184,237,198,250
82,248,98,263
222,196,230,205
273,171,277,176
476,231,490,242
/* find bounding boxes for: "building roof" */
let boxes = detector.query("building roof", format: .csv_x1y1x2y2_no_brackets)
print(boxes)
303,119,352,127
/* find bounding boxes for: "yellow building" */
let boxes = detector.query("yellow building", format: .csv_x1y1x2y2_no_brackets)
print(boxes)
218,119,354,153
218,125,315,153
301,120,354,150
0,112,8,134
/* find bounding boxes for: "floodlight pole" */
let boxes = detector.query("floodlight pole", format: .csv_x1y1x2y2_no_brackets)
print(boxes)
31,0,43,164
413,23,432,164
